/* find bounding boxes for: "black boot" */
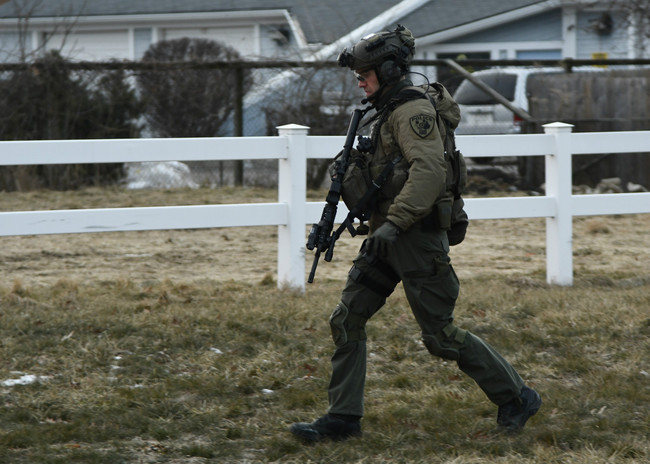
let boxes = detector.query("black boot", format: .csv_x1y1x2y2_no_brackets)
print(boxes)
497,386,542,432
290,414,361,443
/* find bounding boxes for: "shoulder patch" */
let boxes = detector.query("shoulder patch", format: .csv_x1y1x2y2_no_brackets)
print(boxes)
409,114,435,138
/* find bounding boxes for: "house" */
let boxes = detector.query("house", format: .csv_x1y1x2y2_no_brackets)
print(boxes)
0,0,645,64
0,0,646,135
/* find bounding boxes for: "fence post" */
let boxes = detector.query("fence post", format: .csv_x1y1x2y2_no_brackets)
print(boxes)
543,122,574,286
277,123,310,292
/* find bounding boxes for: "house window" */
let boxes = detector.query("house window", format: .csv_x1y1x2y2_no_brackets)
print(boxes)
0,31,27,62
134,28,152,59
516,49,562,60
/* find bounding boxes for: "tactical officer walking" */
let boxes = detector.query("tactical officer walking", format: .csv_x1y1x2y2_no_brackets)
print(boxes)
291,26,541,442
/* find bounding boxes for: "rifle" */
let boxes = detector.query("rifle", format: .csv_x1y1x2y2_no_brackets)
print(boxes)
307,106,404,283
306,107,369,283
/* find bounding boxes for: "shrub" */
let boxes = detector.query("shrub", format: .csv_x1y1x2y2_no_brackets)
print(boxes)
0,51,142,191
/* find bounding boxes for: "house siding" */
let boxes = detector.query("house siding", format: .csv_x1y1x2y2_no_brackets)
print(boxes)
258,24,299,59
161,25,258,56
441,9,562,44
576,11,629,59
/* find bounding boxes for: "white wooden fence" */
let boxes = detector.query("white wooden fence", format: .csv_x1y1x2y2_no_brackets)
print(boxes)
1,123,649,291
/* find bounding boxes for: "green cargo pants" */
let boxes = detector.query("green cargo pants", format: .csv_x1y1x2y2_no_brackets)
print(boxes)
327,225,524,417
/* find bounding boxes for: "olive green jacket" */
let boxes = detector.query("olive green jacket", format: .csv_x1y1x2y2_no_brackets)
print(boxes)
368,86,454,233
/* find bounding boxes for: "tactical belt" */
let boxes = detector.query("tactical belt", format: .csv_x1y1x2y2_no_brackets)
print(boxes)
419,210,440,231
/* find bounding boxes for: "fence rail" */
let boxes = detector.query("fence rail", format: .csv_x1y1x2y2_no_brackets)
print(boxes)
1,123,649,290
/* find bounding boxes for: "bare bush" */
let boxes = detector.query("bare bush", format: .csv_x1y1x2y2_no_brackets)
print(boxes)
136,37,253,138
0,51,142,191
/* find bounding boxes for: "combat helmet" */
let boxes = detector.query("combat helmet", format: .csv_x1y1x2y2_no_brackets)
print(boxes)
337,24,415,86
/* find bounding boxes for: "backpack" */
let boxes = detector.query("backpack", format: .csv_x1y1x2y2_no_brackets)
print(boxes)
422,82,469,246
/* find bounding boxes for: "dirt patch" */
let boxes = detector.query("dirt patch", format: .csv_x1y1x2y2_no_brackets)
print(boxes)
1,211,648,288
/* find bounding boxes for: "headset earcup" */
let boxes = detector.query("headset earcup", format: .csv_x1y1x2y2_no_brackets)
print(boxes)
379,59,402,84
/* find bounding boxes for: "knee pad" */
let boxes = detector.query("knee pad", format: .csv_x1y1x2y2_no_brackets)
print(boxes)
329,302,367,347
422,323,467,361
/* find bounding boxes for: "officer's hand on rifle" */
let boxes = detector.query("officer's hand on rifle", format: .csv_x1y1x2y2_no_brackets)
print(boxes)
367,221,400,257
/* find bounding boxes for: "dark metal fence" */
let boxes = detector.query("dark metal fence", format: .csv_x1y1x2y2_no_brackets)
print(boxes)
1,58,649,191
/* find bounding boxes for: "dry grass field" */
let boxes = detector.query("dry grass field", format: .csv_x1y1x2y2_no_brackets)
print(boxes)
0,187,648,463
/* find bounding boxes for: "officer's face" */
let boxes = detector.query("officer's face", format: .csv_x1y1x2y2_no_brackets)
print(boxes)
355,69,380,98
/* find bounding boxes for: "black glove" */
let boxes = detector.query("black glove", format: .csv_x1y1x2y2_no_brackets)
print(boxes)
367,221,400,257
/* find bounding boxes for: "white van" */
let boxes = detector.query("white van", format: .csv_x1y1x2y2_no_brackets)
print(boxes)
453,67,567,135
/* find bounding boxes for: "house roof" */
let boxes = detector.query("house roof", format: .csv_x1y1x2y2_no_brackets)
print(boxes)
401,0,548,38
0,0,549,46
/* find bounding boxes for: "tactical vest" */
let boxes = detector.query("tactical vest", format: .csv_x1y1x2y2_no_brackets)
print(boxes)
340,82,469,245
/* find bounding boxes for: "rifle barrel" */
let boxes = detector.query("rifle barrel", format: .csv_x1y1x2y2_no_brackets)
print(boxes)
308,250,321,283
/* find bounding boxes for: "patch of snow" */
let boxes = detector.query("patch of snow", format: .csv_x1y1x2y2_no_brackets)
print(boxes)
125,161,199,190
2,374,50,387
